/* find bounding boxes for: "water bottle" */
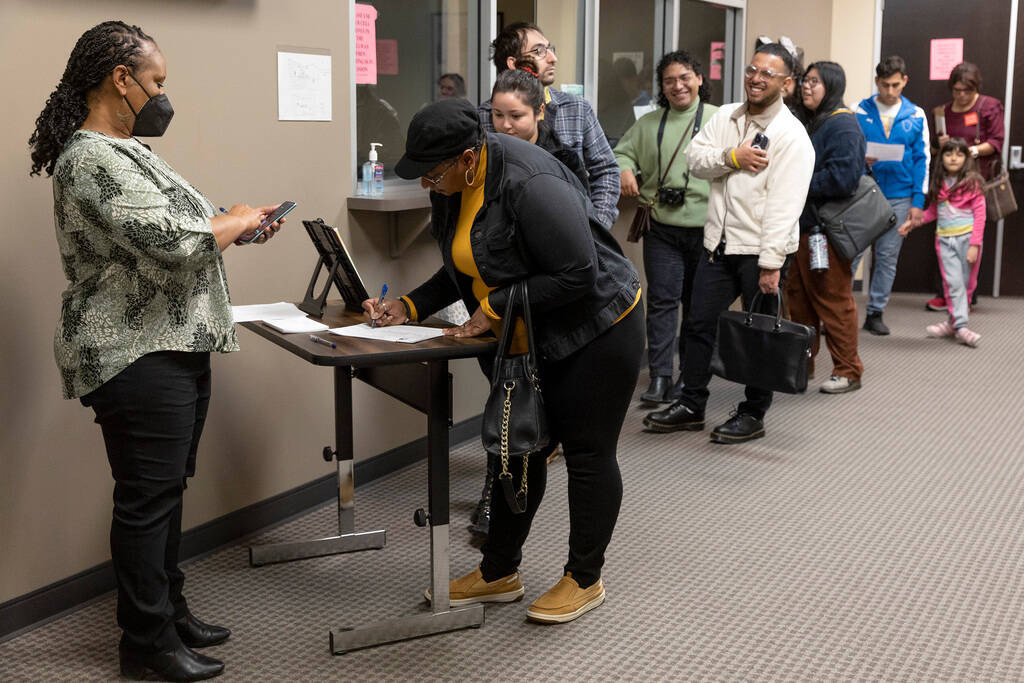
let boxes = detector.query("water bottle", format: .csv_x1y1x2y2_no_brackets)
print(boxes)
808,225,829,272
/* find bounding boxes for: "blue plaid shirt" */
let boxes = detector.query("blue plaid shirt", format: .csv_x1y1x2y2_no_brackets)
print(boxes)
479,88,620,229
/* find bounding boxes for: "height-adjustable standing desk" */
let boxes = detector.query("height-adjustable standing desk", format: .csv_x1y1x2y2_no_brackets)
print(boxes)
240,304,495,653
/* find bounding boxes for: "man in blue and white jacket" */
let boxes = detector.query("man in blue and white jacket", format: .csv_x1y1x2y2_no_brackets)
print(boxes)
854,55,930,336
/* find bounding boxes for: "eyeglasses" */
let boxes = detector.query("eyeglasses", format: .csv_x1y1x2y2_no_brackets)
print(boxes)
521,43,556,60
421,158,459,186
802,77,822,88
952,86,975,94
744,64,789,81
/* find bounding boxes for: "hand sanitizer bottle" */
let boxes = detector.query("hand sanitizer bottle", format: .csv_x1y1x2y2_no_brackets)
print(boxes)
362,143,383,196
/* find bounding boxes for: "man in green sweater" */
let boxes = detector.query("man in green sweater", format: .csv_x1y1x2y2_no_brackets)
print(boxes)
615,50,717,404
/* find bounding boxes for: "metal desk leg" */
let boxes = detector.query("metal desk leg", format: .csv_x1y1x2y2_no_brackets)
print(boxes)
329,360,484,654
249,366,387,566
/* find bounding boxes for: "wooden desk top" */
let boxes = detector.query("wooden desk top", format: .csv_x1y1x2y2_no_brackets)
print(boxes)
239,303,495,367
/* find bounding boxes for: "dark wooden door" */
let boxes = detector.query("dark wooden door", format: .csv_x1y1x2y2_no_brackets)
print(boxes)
880,0,1022,296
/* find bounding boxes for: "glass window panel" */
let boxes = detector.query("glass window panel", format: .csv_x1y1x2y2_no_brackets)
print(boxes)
596,0,656,147
678,0,729,106
356,0,472,184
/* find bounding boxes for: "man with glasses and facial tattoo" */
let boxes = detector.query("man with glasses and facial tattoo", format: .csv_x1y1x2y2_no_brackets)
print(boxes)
643,43,814,445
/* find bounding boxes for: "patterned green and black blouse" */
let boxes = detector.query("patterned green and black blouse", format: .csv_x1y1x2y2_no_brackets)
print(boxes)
52,130,239,399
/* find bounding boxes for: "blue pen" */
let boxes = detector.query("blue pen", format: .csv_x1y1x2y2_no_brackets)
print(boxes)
370,284,388,328
218,207,228,214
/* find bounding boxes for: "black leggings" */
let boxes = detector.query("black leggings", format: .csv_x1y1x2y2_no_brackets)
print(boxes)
480,305,643,588
81,351,211,652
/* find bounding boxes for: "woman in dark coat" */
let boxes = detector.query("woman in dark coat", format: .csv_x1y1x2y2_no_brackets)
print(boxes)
785,61,866,395
364,98,643,624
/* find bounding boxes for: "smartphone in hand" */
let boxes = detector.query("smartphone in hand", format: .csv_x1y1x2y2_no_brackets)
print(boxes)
241,201,296,244
752,133,770,151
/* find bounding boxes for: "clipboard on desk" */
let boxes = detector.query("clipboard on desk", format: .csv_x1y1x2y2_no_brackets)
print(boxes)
299,218,371,317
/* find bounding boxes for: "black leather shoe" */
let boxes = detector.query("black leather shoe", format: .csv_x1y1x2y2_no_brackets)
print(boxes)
710,412,765,444
863,312,890,336
643,402,704,432
175,613,231,649
640,376,673,404
667,375,685,401
119,642,224,681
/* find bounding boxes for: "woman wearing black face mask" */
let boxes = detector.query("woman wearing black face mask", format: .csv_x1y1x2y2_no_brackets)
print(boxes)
29,21,286,682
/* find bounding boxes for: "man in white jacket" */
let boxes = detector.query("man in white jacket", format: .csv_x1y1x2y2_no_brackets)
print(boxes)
644,43,815,444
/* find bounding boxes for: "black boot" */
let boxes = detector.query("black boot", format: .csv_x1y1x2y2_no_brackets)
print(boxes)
469,469,494,537
863,311,890,336
643,401,704,432
640,376,672,404
119,641,224,682
667,375,685,401
709,411,765,444
175,613,231,649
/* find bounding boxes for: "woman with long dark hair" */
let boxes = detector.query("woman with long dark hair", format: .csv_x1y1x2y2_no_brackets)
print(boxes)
614,50,716,406
785,61,866,394
30,21,285,681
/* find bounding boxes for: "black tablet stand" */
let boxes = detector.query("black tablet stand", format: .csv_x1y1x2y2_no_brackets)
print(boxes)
299,219,370,318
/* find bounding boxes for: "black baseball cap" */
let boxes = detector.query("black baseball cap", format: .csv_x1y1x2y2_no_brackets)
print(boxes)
395,98,482,179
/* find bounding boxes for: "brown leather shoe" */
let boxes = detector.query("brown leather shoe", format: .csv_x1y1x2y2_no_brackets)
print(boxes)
526,573,605,624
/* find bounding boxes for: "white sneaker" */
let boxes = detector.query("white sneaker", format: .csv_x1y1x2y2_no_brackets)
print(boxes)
955,327,981,347
820,375,862,394
926,320,955,338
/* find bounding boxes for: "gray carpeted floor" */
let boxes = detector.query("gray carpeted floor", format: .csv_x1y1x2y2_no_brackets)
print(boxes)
3,293,1023,682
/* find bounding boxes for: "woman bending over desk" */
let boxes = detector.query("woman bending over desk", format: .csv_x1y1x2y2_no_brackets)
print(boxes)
363,98,643,624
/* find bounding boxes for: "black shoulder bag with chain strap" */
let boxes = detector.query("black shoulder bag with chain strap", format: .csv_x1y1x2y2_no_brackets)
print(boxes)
480,282,549,514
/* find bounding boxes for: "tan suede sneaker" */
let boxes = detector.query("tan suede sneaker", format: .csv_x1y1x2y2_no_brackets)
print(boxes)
526,572,605,624
424,567,524,607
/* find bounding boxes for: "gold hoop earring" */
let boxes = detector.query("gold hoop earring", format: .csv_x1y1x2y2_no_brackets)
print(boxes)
465,167,475,186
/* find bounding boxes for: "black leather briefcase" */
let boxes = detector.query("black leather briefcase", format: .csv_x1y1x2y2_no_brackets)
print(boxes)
710,292,814,394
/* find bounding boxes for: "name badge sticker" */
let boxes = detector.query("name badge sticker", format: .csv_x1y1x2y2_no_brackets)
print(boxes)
964,112,979,127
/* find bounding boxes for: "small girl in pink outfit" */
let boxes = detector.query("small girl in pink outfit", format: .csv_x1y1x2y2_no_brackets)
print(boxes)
900,138,985,347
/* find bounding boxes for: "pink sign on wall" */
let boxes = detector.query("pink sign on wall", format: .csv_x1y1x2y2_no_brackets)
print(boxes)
930,38,963,81
355,3,378,85
377,39,399,75
710,41,725,81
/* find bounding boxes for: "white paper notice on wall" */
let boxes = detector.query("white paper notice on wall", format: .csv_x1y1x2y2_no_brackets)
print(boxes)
277,51,332,121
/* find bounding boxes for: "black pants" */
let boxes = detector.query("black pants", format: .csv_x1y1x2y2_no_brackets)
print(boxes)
480,305,643,589
642,220,704,377
677,252,788,420
81,351,211,652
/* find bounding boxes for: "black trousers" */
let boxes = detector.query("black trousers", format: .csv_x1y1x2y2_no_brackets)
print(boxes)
81,351,211,652
480,305,643,589
642,220,704,377
677,252,788,420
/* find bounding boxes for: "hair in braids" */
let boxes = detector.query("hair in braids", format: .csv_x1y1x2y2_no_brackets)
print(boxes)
29,21,155,177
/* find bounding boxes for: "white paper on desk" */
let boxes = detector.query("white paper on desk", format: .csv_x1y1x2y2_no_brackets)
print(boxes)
330,323,446,343
231,302,305,323
263,317,329,334
866,141,905,162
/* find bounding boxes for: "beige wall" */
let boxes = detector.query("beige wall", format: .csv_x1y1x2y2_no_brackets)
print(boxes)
830,0,877,106
745,0,877,105
0,1,488,603
537,0,580,88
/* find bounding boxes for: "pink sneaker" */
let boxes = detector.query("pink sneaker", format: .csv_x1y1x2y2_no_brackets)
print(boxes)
926,320,955,338
955,327,981,347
